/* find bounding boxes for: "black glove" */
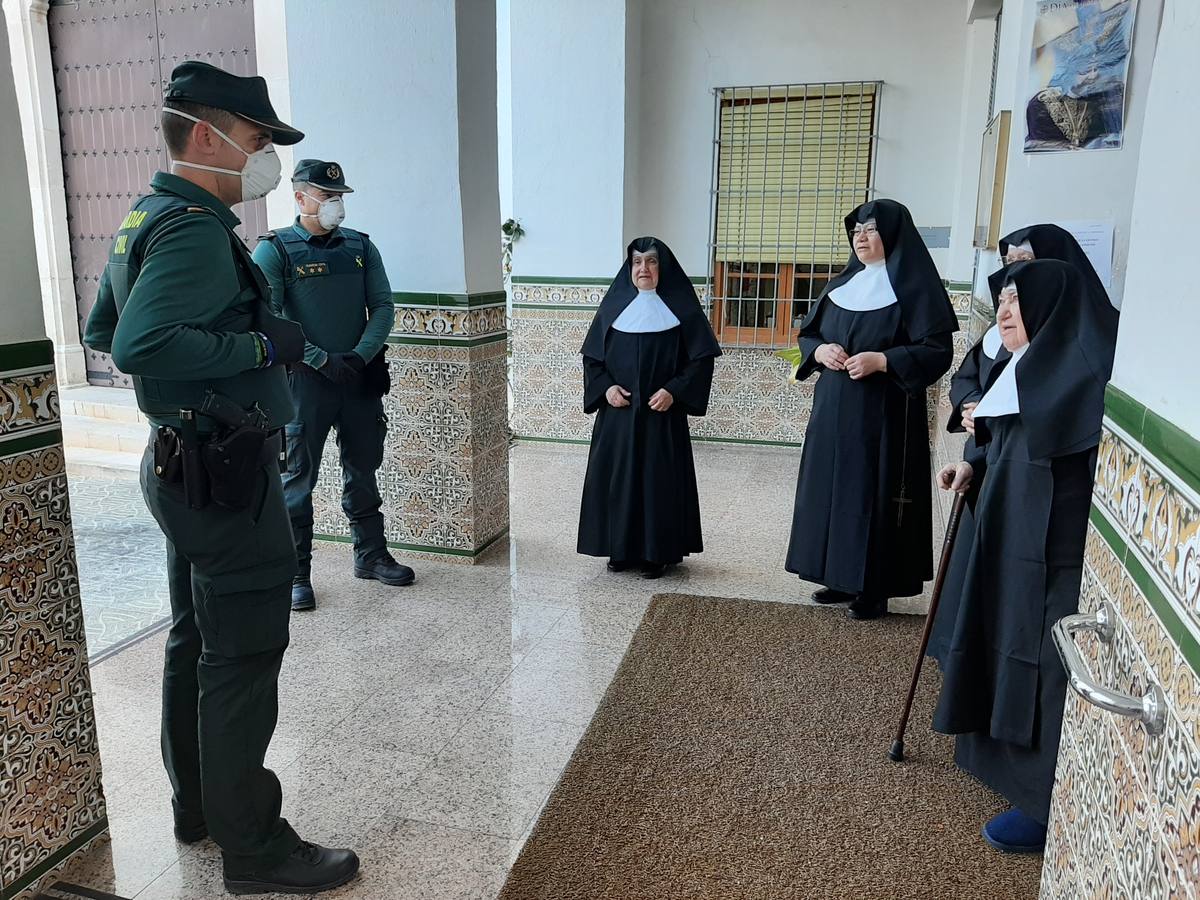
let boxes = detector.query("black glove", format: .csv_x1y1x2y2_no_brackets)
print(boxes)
257,312,305,366
320,352,365,385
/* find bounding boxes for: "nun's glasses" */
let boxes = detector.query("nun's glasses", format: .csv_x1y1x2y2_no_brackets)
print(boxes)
852,224,879,236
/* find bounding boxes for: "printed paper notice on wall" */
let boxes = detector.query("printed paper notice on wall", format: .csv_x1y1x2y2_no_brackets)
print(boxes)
1059,219,1115,288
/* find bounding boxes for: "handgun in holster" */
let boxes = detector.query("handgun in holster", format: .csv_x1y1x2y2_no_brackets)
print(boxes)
178,409,211,510
198,391,270,511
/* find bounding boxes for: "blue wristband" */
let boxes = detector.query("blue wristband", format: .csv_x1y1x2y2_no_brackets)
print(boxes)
252,332,276,369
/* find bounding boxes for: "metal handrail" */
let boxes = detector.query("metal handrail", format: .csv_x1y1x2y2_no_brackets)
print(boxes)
1052,601,1166,736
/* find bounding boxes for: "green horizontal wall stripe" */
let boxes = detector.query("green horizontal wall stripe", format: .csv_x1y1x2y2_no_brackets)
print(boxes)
1105,385,1200,497
515,435,592,446
314,527,509,559
393,290,507,309
0,338,54,373
385,332,507,348
0,427,64,459
1142,408,1200,498
1,816,109,900
945,281,973,291
511,276,707,286
1089,505,1200,677
1104,385,1147,441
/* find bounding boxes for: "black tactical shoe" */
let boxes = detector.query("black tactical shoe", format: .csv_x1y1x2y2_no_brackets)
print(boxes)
223,840,360,895
354,552,415,586
291,579,316,612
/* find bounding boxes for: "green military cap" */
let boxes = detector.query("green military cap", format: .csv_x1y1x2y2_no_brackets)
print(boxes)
164,60,304,146
292,159,354,193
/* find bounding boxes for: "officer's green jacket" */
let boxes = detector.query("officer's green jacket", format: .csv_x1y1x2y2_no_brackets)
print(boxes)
250,220,394,371
84,172,295,431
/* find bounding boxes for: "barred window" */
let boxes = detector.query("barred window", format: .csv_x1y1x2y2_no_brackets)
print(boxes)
706,82,881,348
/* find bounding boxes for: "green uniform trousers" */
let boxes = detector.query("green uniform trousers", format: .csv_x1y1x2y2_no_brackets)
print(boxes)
140,442,300,873
283,366,388,576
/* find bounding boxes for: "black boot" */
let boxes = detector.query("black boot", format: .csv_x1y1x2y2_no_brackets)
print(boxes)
291,578,316,612
848,595,888,620
812,588,855,605
606,559,634,572
642,562,673,580
223,841,360,895
354,552,415,586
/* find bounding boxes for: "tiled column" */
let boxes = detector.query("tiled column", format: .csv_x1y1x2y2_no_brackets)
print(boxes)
285,0,508,562
1,10,106,895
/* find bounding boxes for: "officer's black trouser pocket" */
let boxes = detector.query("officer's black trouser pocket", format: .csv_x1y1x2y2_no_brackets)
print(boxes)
195,574,291,658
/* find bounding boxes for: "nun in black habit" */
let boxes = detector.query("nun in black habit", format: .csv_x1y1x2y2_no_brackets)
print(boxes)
927,223,1118,667
785,199,957,620
577,237,722,579
932,259,1116,854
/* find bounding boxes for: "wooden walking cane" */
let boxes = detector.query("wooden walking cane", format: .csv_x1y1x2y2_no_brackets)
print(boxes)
888,490,968,763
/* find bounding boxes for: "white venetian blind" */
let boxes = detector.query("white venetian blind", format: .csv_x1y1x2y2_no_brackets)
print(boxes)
714,83,878,265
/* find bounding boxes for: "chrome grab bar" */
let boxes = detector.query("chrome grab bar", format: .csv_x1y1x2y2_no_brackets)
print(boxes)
1052,601,1167,736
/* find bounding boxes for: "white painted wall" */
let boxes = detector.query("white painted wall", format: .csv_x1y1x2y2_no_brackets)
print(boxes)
0,2,48,345
284,0,468,293
623,0,973,277
991,0,1164,305
455,0,503,294
509,0,628,278
253,0,296,230
497,0,513,222
1108,0,1199,433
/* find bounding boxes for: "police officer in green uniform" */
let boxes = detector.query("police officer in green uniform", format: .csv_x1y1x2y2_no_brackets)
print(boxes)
253,160,414,611
82,61,359,895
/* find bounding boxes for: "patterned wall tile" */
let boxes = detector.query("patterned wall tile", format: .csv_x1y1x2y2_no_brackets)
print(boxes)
1,344,105,900
1049,408,1200,897
312,335,510,562
512,284,977,452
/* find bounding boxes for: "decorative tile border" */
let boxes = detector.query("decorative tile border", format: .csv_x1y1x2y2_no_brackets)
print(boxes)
0,339,106,900
312,339,510,563
1045,387,1200,898
391,304,507,342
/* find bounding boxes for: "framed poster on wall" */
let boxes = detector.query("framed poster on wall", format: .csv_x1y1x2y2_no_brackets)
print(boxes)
974,110,1011,249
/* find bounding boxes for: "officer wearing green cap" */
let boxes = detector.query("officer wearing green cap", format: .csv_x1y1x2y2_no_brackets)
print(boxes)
83,60,359,895
252,159,414,611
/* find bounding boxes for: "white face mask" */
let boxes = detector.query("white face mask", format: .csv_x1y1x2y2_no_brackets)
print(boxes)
301,192,346,230
163,107,282,202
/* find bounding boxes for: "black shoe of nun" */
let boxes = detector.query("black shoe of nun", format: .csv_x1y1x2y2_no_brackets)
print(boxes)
641,562,672,580
848,595,888,620
812,588,856,605
607,560,637,572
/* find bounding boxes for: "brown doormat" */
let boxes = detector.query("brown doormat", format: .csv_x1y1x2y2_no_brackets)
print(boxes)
499,594,1043,900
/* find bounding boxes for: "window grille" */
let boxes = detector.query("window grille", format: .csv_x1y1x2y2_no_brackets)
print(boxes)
705,82,881,348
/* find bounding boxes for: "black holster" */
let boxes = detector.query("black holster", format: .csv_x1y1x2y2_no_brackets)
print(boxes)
201,425,268,511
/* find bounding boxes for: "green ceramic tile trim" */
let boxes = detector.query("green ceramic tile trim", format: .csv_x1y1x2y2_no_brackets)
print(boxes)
385,332,507,348
315,527,509,558
1142,409,1200,498
0,338,53,372
1104,385,1147,441
511,303,598,312
1,817,109,900
392,291,507,308
1089,505,1200,676
514,433,802,449
945,281,973,291
0,427,64,458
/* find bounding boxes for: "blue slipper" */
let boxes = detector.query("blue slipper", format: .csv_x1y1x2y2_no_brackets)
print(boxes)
983,808,1046,854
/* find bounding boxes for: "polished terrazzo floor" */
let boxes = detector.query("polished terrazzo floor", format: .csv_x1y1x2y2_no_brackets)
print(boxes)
61,441,860,899
66,471,172,659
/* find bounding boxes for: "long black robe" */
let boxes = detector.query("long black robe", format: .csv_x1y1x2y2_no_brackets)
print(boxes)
932,259,1112,823
786,303,952,597
577,236,721,565
578,327,714,563
933,419,1096,822
785,199,957,600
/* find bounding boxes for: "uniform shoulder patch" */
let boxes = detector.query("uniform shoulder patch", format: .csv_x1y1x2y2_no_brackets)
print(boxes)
258,232,279,242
